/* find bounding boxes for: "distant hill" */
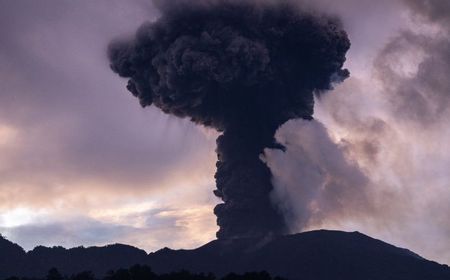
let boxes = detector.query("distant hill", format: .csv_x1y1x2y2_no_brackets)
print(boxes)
0,234,25,278
1,230,450,280
0,235,147,278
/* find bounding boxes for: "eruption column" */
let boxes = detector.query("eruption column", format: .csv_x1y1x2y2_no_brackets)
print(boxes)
108,1,350,239
214,122,286,238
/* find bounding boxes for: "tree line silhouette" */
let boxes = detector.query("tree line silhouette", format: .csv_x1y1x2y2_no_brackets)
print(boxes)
3,265,287,280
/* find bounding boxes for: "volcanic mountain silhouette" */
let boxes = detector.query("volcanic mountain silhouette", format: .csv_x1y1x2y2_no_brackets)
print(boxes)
1,230,449,280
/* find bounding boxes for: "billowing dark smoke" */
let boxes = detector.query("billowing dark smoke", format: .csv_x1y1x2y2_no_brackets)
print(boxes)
108,0,350,239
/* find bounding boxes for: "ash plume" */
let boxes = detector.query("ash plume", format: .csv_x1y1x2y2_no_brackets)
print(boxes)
108,0,350,239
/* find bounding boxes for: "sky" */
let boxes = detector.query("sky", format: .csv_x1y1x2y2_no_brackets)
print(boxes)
1,0,450,265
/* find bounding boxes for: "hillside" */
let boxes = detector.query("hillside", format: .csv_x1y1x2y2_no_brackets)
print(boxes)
1,230,449,280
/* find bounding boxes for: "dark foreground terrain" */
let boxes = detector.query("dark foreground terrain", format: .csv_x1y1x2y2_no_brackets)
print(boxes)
1,230,449,280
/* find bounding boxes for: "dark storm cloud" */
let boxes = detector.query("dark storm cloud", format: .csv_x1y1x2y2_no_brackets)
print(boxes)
109,0,350,239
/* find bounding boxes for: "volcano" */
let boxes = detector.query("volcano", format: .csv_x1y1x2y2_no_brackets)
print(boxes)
1,230,449,280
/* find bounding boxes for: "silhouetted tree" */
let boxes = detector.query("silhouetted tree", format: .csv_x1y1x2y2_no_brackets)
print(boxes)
104,269,130,280
46,268,63,280
127,265,156,280
2,269,294,280
4,277,20,280
70,271,95,280
159,270,215,280
222,272,286,280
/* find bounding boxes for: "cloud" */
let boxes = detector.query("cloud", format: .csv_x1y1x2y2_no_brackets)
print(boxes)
263,119,371,231
262,0,450,265
374,34,450,124
1,202,217,252
0,0,218,251
0,0,218,206
405,0,450,25
1,0,450,267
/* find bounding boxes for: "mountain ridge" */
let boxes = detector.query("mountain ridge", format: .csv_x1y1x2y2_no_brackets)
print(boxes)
1,230,449,280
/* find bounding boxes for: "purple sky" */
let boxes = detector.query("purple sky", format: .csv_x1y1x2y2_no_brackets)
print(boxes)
1,0,450,265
